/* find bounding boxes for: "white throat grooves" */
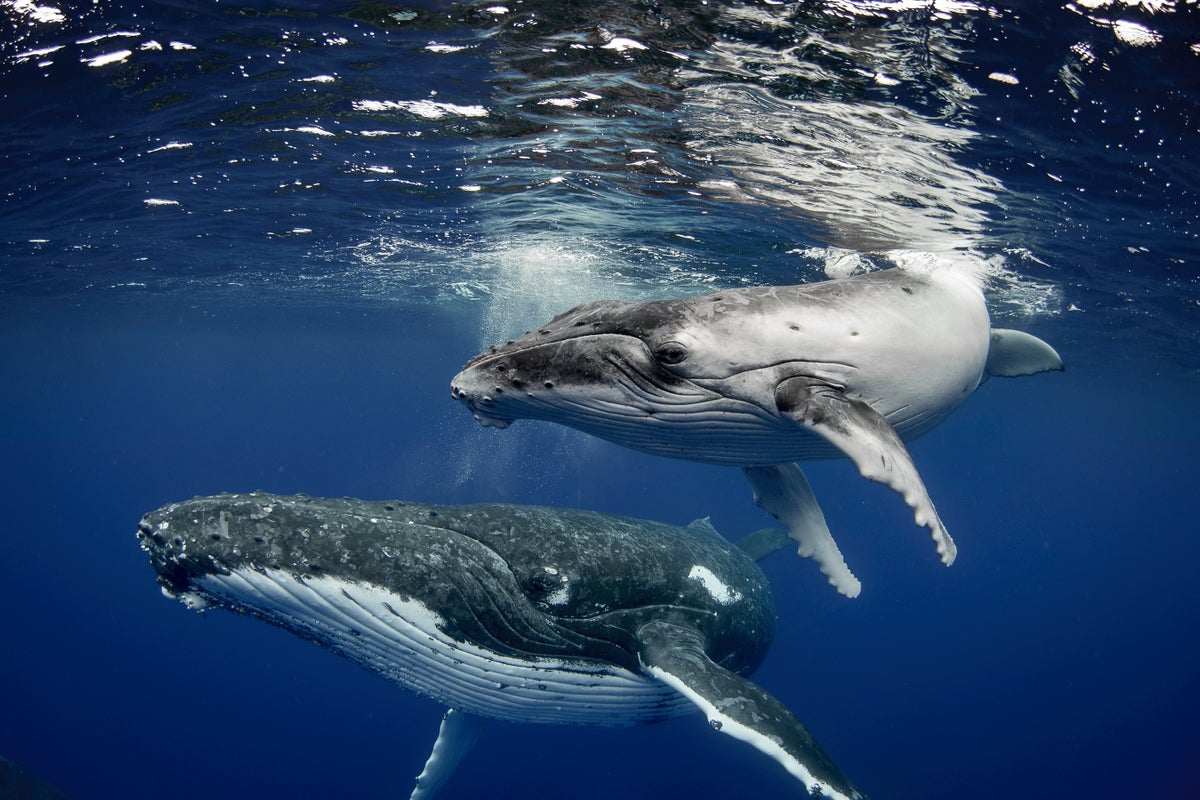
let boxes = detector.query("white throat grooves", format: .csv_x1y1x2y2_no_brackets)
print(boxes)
196,567,693,726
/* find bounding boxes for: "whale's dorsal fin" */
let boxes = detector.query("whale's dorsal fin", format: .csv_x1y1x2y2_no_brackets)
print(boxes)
986,328,1064,378
771,378,957,571
409,708,479,800
734,527,791,562
635,620,868,800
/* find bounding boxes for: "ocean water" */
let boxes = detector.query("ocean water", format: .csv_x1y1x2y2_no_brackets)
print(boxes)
1,1,1198,799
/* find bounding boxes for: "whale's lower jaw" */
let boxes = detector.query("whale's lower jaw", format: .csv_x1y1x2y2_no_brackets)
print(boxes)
178,567,692,726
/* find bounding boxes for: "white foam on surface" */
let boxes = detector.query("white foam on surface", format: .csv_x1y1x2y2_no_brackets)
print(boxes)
1110,19,1162,47
7,0,65,24
83,50,132,67
12,44,63,61
352,100,489,119
194,568,691,726
602,38,648,52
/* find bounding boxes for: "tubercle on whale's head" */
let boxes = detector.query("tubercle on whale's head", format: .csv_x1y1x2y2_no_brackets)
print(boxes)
136,493,323,601
456,293,699,379
136,514,210,603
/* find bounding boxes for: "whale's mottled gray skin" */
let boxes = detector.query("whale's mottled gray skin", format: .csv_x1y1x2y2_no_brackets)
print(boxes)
139,492,866,800
451,268,1063,596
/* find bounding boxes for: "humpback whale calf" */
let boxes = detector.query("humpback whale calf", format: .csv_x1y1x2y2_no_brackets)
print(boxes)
139,492,866,800
451,267,1063,596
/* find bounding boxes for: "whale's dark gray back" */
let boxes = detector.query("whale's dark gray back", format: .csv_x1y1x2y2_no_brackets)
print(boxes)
140,492,773,677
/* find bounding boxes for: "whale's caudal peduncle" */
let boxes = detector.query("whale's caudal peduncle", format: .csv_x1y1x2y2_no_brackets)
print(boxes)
451,268,1063,596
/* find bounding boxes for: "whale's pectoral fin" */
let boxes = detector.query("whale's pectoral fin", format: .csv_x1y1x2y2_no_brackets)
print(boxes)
744,464,862,598
636,620,867,800
985,329,1064,379
410,708,480,800
774,377,956,566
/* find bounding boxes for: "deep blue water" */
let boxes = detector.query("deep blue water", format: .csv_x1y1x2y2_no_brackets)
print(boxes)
2,2,1198,799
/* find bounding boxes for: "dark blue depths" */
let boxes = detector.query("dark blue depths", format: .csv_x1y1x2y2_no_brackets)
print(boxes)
2,301,1198,800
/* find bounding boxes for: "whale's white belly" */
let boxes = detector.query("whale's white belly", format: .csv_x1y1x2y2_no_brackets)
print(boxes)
190,568,692,726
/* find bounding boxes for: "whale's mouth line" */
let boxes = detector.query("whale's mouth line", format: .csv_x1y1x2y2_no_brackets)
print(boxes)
470,406,514,429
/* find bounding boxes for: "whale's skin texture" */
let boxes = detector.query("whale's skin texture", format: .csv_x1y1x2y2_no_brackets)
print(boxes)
138,492,866,800
450,268,1063,597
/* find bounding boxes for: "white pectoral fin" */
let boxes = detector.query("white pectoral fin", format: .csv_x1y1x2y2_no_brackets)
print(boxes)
744,464,862,598
774,377,957,567
636,621,867,800
410,708,480,800
986,328,1064,378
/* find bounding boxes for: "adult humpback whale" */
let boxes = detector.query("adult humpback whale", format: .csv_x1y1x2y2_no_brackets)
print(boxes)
451,267,1063,597
139,492,866,800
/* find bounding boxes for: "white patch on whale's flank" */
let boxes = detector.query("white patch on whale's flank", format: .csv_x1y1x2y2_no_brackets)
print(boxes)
542,584,570,606
686,565,741,605
540,566,571,606
644,665,857,800
194,568,691,726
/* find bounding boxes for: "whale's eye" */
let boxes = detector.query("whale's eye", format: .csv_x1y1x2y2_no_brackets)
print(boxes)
655,342,688,365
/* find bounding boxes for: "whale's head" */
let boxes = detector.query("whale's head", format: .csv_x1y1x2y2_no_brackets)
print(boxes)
450,296,790,462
